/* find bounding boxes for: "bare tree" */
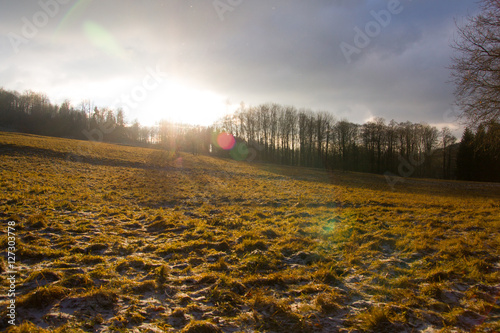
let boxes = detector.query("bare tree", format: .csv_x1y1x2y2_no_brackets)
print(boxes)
421,123,439,175
450,0,500,126
298,109,314,166
334,120,358,170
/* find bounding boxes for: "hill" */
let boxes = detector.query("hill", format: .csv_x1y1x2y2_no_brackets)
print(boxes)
0,131,499,332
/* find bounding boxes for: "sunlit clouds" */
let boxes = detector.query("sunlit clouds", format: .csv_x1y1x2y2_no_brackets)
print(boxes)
0,0,480,130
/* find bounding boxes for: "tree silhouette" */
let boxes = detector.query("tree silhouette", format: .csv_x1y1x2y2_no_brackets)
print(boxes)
451,0,500,126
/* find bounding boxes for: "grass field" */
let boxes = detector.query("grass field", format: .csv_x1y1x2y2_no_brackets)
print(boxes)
0,131,499,332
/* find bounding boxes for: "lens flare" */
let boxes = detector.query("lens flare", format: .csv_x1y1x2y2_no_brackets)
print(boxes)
54,0,94,36
217,132,236,150
174,157,183,168
83,21,126,59
230,142,249,161
54,1,126,60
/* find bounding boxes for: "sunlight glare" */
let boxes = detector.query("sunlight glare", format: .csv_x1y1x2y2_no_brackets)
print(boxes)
137,80,231,126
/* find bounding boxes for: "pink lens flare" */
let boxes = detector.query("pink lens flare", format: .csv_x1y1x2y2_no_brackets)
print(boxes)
217,132,236,150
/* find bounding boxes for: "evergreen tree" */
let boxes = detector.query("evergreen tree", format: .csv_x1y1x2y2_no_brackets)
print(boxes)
483,122,500,181
457,127,475,180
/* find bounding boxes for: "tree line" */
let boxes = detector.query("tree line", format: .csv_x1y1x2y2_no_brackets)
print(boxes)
457,123,500,182
212,103,463,179
0,88,209,150
1,88,499,182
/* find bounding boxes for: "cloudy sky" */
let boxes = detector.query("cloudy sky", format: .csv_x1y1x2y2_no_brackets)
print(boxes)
0,0,479,132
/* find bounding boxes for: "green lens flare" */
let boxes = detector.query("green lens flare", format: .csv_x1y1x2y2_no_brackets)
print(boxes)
83,21,126,59
230,142,249,161
54,0,94,36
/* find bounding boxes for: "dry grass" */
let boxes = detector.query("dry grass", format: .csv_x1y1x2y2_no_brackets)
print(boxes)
0,131,499,332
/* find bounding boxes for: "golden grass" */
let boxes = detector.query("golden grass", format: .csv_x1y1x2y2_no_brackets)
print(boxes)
0,131,499,332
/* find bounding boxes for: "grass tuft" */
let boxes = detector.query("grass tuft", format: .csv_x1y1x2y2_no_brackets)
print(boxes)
181,320,223,333
18,285,69,309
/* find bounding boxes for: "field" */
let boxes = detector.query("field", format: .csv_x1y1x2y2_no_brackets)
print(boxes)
0,131,499,332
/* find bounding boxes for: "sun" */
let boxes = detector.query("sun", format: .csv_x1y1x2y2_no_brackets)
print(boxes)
136,80,231,127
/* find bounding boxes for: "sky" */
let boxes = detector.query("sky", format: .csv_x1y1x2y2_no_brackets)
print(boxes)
0,0,480,134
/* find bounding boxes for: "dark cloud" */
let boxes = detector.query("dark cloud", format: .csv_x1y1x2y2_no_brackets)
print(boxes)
0,0,480,129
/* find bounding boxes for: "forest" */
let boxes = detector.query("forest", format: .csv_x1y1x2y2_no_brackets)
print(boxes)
1,87,499,182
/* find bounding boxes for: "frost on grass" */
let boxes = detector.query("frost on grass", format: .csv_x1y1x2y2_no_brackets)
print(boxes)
0,132,499,332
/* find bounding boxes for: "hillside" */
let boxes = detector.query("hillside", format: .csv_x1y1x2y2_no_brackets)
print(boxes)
0,131,499,332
